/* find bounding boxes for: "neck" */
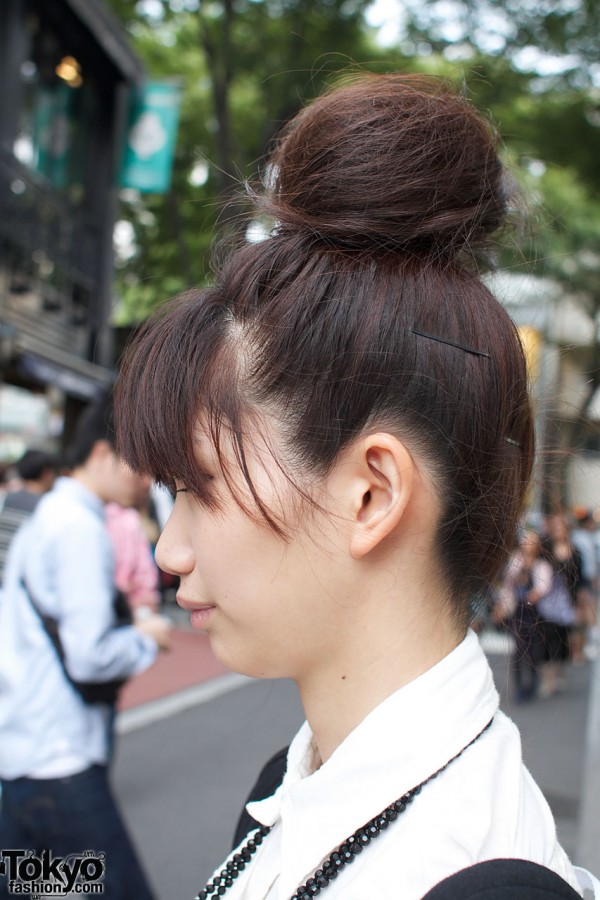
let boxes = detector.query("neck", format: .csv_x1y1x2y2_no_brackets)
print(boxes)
296,581,464,765
70,469,105,503
22,481,45,494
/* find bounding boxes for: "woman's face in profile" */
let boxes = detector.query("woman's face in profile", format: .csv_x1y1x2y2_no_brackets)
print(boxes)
154,423,358,680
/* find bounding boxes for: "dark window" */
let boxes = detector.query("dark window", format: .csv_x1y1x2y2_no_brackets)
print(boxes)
12,9,98,206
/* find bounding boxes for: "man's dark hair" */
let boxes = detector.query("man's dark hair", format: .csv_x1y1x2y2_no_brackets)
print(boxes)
66,394,115,470
15,449,56,481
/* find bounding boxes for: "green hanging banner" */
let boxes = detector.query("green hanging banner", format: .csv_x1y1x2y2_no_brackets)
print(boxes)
34,85,73,188
120,80,182,194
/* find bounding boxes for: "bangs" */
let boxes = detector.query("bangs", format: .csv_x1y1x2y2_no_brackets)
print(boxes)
115,289,240,507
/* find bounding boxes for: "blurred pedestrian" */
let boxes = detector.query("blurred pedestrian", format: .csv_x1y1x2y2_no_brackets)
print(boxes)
0,449,56,583
543,514,583,669
115,75,597,897
0,464,8,504
105,476,161,621
571,506,599,659
104,478,168,762
0,395,170,899
503,529,545,703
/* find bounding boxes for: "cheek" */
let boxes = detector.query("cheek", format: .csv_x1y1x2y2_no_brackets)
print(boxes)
194,517,286,609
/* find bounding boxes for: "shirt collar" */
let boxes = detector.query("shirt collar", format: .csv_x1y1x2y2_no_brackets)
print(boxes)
248,630,498,897
53,476,105,520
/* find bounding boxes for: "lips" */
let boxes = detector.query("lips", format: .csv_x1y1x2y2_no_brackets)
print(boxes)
177,596,216,630
176,595,211,611
189,606,216,629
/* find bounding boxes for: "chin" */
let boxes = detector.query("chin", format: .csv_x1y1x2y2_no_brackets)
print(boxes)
210,638,293,681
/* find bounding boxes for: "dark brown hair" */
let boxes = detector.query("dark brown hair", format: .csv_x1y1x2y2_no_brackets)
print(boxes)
116,74,534,622
67,393,116,469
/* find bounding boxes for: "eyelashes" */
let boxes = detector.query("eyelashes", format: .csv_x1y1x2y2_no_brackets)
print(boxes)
162,466,217,505
169,471,215,499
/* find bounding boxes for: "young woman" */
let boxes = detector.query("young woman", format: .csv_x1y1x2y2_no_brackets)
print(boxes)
115,75,598,898
537,518,581,694
544,514,585,663
503,529,546,702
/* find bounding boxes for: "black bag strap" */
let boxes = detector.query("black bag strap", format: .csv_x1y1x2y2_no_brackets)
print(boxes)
21,579,129,705
234,750,583,898
21,578,74,689
422,858,583,899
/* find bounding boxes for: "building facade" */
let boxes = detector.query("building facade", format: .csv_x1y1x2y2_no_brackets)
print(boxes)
0,0,143,460
490,271,600,513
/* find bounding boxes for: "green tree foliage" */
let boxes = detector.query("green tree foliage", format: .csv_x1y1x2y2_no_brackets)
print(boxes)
107,0,382,322
392,4,600,450
108,0,600,412
398,3,600,294
400,0,600,89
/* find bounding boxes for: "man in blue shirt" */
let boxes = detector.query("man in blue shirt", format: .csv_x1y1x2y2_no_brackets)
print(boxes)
0,396,170,899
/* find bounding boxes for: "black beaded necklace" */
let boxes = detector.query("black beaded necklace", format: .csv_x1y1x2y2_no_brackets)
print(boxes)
196,717,493,900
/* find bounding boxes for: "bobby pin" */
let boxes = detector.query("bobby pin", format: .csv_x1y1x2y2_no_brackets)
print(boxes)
410,328,490,358
505,437,521,447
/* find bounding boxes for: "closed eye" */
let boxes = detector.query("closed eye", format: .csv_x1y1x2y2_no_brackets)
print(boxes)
169,470,217,506
173,472,215,494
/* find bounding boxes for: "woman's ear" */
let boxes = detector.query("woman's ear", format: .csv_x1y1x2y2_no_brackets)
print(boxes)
347,433,415,560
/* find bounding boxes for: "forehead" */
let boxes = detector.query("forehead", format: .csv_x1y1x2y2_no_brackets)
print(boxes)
193,413,292,480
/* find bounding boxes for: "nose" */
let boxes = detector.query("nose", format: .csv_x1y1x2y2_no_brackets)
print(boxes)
155,512,195,577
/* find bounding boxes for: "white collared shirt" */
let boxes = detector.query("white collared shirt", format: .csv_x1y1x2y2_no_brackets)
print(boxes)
207,631,595,899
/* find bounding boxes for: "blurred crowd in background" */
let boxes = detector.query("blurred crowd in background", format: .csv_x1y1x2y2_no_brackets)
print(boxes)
488,508,599,704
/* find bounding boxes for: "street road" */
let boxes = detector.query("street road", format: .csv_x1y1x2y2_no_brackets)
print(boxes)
113,678,304,899
113,644,591,900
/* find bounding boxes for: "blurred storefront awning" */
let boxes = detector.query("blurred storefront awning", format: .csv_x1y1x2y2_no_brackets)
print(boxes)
16,350,112,400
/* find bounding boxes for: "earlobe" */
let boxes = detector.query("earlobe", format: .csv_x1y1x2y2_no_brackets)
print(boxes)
350,435,414,560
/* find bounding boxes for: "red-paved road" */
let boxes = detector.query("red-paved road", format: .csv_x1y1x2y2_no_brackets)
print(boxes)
118,627,229,711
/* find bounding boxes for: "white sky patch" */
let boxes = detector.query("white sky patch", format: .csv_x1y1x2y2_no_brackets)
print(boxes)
365,0,598,85
443,42,475,61
114,219,137,262
365,0,407,46
136,0,164,19
475,29,507,54
513,45,580,76
189,159,209,187
527,159,547,178
439,18,466,42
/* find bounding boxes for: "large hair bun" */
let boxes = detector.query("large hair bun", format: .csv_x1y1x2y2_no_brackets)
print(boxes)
261,74,507,259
